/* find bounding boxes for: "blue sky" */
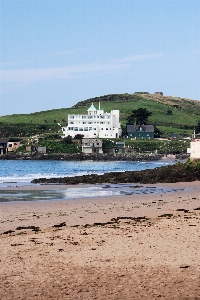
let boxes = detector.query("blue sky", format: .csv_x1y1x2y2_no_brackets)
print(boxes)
0,0,200,116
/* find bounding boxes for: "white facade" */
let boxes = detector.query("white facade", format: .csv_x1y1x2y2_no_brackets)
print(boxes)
189,139,200,159
62,103,122,139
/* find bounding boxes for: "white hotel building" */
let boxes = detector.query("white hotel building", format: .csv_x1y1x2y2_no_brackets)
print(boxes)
62,103,122,139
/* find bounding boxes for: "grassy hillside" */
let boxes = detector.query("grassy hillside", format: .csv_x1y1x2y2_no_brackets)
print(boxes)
0,93,199,138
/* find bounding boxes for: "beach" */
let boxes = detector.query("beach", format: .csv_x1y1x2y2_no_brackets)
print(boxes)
0,182,200,299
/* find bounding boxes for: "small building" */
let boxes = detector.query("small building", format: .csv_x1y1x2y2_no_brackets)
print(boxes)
154,92,163,96
82,139,103,154
0,139,9,155
188,135,200,159
0,139,21,155
7,141,21,152
37,146,46,154
126,125,154,139
114,141,125,154
62,103,122,139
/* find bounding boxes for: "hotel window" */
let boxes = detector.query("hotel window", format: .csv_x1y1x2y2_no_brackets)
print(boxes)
82,116,86,119
69,116,74,119
79,127,83,131
89,127,92,131
84,127,88,131
74,127,78,131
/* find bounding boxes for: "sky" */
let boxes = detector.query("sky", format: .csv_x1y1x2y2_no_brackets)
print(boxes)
0,0,200,116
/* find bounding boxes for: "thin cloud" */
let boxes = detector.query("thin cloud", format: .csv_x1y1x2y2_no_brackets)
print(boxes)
111,53,163,63
0,53,162,85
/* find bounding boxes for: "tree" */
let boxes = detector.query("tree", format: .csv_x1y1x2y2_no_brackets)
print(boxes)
121,124,127,137
126,108,152,125
196,121,200,134
74,134,84,139
154,126,162,138
62,135,73,144
102,140,114,153
167,109,172,115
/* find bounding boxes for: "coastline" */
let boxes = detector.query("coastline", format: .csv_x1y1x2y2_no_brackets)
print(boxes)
0,152,188,162
1,181,200,233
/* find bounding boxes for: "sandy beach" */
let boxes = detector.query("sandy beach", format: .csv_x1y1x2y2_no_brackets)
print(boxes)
0,182,200,299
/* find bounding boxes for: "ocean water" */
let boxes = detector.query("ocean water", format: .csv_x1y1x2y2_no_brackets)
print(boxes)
0,159,178,187
0,159,185,202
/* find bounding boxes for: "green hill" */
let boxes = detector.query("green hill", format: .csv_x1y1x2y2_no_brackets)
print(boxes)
0,93,200,138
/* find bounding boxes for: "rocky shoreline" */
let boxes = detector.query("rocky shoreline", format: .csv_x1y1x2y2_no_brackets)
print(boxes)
0,153,161,161
31,161,200,185
0,152,188,161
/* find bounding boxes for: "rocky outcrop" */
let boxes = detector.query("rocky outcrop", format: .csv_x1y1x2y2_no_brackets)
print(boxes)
31,163,200,185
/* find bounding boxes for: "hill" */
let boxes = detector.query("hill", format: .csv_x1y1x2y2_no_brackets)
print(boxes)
0,93,200,138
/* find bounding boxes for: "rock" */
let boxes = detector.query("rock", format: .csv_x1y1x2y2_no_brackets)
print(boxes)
158,214,173,218
2,230,15,235
16,226,40,231
52,222,66,228
31,162,200,185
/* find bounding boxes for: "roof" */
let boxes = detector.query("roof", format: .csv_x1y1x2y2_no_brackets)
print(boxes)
0,139,10,143
126,125,154,133
87,103,97,111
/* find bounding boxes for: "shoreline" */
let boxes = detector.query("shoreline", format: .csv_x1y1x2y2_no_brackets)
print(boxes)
1,181,200,233
0,152,189,162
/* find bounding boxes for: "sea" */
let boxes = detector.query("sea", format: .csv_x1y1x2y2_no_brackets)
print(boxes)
0,159,185,202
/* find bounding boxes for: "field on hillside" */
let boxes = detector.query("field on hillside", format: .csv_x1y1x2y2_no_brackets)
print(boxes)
0,93,199,138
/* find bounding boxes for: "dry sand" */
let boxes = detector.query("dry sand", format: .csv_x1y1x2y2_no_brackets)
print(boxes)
0,182,200,299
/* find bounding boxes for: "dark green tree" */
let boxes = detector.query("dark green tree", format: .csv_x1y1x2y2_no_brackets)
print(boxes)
154,126,162,138
126,108,152,125
196,121,200,134
167,109,172,115
74,134,84,139
121,124,127,137
62,135,73,144
102,140,114,152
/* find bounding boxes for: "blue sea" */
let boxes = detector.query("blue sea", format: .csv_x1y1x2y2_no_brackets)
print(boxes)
0,159,178,187
0,159,184,202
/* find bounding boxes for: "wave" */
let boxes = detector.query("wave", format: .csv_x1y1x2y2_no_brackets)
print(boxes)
0,160,177,187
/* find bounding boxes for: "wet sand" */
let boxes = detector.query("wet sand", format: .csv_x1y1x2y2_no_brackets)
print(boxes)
0,182,200,299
